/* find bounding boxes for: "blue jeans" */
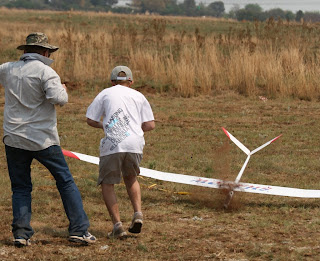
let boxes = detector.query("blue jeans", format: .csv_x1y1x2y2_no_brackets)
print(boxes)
5,145,90,239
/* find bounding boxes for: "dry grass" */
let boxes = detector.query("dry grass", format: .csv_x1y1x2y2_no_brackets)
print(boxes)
1,8,320,99
1,88,320,260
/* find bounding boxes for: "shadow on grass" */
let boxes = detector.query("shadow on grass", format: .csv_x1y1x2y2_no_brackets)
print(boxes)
143,187,243,212
0,238,14,247
36,226,140,244
247,200,320,209
144,186,320,212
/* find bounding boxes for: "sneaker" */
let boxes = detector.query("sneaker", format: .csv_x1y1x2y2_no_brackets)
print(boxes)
69,231,97,244
14,238,31,247
108,225,127,239
128,212,143,234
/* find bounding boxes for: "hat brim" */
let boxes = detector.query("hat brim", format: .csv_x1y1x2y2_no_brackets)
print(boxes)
17,43,59,53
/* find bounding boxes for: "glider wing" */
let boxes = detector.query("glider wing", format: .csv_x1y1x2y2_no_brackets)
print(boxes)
62,149,320,198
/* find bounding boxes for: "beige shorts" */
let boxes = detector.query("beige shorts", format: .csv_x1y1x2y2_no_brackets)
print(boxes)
98,152,143,185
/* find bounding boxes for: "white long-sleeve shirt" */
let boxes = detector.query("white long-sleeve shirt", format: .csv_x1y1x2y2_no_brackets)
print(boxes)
0,53,68,151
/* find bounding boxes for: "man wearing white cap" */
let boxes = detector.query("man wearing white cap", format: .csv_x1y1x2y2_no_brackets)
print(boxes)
86,65,155,238
0,32,96,246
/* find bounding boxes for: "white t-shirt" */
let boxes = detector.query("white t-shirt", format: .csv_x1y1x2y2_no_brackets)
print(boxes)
86,85,154,156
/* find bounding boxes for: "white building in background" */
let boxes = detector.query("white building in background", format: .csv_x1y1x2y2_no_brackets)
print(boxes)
115,0,131,6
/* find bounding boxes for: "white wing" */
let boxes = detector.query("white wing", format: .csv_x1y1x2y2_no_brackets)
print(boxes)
62,149,320,198
236,181,320,198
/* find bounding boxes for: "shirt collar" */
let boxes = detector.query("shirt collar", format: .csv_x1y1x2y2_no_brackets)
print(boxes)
20,53,54,66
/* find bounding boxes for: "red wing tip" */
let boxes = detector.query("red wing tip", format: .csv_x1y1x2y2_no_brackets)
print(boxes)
271,134,282,143
221,127,230,139
62,149,80,160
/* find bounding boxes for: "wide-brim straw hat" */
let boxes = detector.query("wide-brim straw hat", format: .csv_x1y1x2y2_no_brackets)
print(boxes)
17,32,59,53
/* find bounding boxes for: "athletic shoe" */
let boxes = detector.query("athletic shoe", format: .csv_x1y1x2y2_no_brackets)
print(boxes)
14,238,31,247
69,231,97,244
108,225,127,239
128,212,143,234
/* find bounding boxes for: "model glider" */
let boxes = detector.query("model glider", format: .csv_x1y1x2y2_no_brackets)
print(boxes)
62,128,320,204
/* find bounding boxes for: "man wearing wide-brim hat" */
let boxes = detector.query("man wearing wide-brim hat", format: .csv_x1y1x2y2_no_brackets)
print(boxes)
17,32,59,53
0,32,96,247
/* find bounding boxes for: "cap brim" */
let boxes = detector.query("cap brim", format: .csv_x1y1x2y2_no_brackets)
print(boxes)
17,43,59,53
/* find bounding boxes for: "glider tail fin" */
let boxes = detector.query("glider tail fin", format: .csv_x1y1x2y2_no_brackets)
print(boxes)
221,128,282,209
251,134,282,155
222,127,250,155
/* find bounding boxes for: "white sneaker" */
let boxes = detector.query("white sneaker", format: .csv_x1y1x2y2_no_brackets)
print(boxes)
14,238,31,247
128,212,143,234
108,225,127,239
69,231,97,244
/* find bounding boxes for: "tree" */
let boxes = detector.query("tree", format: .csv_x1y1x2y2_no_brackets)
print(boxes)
265,8,286,20
284,11,295,21
49,0,72,10
228,4,240,19
5,0,48,9
161,0,180,16
143,0,166,13
303,11,320,23
244,3,263,13
183,0,195,9
131,0,174,13
180,0,196,16
235,4,264,21
91,0,117,6
47,0,117,10
207,1,225,17
296,10,304,22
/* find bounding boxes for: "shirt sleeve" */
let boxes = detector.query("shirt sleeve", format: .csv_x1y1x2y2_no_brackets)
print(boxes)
141,99,154,123
86,93,104,122
0,62,8,86
42,67,68,106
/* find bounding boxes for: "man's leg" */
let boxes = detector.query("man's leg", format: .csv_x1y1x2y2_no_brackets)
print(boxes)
101,183,127,238
35,146,90,236
5,146,34,241
123,175,143,233
99,153,128,238
123,175,141,213
122,153,143,234
101,184,120,224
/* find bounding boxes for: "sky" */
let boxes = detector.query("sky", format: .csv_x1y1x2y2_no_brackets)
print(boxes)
115,0,320,13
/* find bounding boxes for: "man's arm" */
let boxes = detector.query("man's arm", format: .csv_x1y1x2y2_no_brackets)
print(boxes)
43,70,68,106
142,120,155,132
0,62,10,87
87,118,103,129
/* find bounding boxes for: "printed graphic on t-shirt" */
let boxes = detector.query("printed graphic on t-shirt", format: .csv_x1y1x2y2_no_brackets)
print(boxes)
104,108,130,151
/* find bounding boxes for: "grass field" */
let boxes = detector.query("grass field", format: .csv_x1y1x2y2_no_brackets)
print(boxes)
1,87,320,260
1,8,320,261
1,8,320,99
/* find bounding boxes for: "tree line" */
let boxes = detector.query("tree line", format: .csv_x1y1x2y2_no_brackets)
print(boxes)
1,0,320,22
